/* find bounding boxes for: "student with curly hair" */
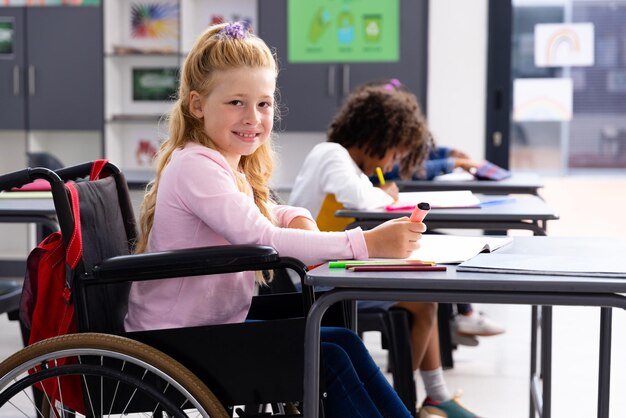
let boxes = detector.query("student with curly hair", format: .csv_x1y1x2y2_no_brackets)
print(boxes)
289,80,481,418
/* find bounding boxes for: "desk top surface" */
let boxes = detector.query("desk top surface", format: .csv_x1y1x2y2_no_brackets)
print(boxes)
0,197,55,216
123,169,155,190
396,172,543,194
337,194,559,221
306,236,626,293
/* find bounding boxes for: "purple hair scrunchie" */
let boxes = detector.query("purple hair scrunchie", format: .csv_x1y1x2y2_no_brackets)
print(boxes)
218,22,248,40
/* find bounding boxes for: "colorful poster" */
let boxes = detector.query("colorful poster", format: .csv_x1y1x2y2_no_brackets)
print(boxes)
513,78,573,122
119,1,179,52
288,0,399,63
0,19,14,55
131,2,178,40
534,23,594,67
190,0,255,31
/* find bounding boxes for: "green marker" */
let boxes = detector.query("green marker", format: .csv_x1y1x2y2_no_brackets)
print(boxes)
329,260,434,269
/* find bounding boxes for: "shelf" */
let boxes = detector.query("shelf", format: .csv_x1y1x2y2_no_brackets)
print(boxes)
103,0,258,169
112,45,177,55
106,52,180,59
108,114,166,123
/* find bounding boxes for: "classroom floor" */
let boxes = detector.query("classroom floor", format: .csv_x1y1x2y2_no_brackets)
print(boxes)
1,174,626,417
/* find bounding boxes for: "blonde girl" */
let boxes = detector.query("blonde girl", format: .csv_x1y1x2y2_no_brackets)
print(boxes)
125,22,423,417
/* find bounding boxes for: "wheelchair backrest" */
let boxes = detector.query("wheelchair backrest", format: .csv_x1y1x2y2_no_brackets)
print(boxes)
72,173,136,334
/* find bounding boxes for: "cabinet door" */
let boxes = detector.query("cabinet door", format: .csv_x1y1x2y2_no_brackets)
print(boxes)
26,7,103,130
346,0,428,113
0,7,26,130
259,0,429,131
259,0,339,132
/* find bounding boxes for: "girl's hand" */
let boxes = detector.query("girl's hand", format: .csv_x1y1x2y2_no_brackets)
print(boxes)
379,181,399,200
448,148,471,159
363,217,426,258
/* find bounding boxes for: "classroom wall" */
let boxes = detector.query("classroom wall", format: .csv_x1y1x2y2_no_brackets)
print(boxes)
0,1,489,264
426,0,487,163
270,0,489,189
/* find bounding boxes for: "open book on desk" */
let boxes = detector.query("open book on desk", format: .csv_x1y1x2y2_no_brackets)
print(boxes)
457,253,626,278
386,190,481,211
398,234,513,264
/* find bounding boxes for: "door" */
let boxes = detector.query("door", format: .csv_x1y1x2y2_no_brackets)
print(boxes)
0,7,26,130
258,0,339,132
26,7,103,130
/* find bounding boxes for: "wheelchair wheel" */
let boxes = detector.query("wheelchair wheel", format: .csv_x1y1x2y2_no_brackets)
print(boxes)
0,333,229,418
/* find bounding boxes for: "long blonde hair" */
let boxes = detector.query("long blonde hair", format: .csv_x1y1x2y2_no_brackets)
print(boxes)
135,23,279,254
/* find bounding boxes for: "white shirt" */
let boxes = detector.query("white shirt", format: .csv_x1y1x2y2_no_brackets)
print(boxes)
289,142,394,218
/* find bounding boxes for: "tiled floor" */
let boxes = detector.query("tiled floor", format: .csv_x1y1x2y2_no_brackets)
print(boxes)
1,174,626,417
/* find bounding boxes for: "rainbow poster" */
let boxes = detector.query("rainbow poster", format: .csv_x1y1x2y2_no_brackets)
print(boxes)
513,78,573,122
534,23,594,67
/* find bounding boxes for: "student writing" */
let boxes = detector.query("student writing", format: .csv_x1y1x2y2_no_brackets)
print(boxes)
289,79,482,418
368,79,506,346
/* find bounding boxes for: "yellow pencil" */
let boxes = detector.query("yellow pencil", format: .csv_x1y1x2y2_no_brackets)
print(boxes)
376,167,385,186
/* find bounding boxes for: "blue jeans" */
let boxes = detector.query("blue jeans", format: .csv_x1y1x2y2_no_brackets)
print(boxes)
321,327,412,418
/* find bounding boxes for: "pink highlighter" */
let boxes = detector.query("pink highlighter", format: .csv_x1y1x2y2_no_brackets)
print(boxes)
409,202,430,222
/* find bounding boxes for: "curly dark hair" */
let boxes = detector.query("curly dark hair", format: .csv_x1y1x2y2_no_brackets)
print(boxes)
327,83,433,178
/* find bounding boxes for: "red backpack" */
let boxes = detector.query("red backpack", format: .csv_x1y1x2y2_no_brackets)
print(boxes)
19,160,108,413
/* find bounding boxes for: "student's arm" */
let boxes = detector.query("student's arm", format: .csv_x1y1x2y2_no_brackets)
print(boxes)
176,153,369,264
319,150,394,210
447,148,471,159
420,158,456,179
287,216,320,231
379,182,399,200
271,203,320,231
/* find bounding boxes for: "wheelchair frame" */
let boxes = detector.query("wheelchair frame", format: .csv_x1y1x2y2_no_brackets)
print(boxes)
0,161,329,418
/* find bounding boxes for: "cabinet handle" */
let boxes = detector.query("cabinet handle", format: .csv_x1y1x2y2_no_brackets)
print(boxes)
28,65,36,96
342,64,350,96
493,131,503,147
327,65,336,97
13,65,20,96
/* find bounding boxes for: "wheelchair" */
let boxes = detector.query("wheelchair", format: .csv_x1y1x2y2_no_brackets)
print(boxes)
0,161,345,417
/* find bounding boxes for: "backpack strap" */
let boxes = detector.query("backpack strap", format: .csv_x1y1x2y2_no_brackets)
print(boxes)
89,159,109,180
65,182,82,270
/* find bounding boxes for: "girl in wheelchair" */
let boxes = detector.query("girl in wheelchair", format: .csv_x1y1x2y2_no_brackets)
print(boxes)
126,21,424,417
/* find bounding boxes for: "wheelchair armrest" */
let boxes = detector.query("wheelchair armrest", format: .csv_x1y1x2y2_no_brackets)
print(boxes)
91,244,280,283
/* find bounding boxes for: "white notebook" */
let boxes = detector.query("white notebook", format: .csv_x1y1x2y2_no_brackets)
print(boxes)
386,190,481,210
401,234,513,264
458,253,626,278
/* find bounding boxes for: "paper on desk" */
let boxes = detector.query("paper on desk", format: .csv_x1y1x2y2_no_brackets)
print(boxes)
394,234,513,264
433,169,475,182
457,253,626,278
386,190,481,211
0,191,52,199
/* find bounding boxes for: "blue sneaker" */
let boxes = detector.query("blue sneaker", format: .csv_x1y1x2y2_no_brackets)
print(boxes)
419,392,481,418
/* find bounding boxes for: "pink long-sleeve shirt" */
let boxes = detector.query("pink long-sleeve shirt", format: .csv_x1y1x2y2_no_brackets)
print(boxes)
124,143,369,331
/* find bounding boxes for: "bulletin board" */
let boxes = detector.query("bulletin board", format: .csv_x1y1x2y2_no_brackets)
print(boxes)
287,0,399,63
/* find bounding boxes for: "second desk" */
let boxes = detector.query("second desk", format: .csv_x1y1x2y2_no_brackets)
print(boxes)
336,195,558,236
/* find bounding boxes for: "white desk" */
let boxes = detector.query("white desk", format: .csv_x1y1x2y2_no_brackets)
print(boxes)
396,172,544,195
303,236,626,418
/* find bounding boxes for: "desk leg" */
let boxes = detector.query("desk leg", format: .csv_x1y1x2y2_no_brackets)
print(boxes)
598,307,612,418
530,306,538,418
541,306,552,418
